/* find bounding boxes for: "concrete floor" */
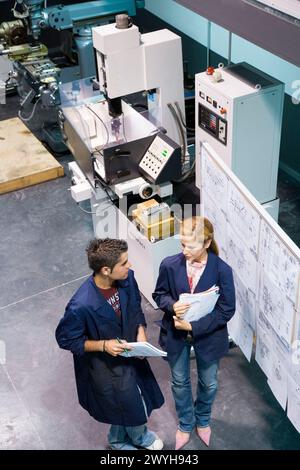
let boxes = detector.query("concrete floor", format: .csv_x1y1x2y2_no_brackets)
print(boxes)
278,169,300,248
1,99,300,450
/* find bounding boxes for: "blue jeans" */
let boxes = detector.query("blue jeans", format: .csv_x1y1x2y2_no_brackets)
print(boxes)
108,424,157,450
169,342,219,432
108,387,157,450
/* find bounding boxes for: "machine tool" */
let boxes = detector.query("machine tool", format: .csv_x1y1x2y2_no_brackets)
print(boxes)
60,15,190,305
0,0,144,150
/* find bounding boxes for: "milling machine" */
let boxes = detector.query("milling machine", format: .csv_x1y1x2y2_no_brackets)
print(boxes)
0,0,144,151
60,14,192,305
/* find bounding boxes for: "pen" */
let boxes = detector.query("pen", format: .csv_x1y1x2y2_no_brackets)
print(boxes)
116,337,129,355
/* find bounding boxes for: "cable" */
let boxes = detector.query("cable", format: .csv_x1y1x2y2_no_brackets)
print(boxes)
167,102,186,166
77,203,96,215
92,150,114,199
167,102,196,182
73,106,90,145
91,167,117,206
173,158,195,183
18,97,41,122
103,187,116,205
121,112,127,143
174,104,192,166
168,102,191,175
86,104,110,149
174,101,195,133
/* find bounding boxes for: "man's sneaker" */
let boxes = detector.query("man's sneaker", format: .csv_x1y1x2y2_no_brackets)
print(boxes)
144,437,164,450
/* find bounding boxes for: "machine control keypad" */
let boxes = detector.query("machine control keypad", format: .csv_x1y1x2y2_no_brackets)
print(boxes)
139,136,174,179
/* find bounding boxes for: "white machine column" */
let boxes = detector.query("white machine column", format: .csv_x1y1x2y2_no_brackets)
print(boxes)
92,22,186,147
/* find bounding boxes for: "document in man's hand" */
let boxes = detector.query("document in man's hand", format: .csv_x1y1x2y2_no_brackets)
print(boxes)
120,342,167,358
179,286,220,322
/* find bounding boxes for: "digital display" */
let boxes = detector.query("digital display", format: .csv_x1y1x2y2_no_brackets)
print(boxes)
198,104,227,145
199,105,217,135
209,113,217,130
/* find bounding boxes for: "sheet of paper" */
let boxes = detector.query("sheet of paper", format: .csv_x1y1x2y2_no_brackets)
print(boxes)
287,375,300,433
226,225,258,293
202,193,228,261
255,312,273,379
201,146,229,216
259,220,300,305
120,342,167,357
237,318,254,363
234,272,256,331
295,312,300,343
180,290,219,322
267,334,289,410
228,311,242,346
228,312,253,362
289,356,300,395
289,322,300,388
227,181,261,257
259,268,295,345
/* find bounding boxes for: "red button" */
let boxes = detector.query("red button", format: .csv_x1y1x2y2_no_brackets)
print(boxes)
206,66,215,75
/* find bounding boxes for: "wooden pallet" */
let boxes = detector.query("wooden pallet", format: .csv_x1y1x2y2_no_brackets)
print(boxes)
0,117,64,195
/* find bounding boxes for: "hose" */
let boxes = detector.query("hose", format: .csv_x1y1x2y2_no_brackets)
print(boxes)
174,101,195,133
18,97,41,122
168,102,196,182
167,102,187,168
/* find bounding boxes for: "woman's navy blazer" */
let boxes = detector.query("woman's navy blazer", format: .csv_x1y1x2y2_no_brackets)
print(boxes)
153,251,236,361
56,271,164,426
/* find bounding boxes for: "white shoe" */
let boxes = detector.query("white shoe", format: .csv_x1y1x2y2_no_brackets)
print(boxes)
144,437,164,450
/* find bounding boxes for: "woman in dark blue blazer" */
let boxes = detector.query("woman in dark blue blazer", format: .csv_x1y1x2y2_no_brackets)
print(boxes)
153,217,235,450
56,238,164,450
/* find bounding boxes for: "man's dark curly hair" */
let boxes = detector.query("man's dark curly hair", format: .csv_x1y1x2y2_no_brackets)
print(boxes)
86,238,128,274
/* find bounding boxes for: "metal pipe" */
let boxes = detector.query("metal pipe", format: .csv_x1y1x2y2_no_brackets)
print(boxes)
228,31,232,65
207,20,211,68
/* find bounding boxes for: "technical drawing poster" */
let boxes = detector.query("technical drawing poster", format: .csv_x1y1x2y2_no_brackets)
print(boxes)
202,193,228,261
226,225,258,293
259,220,299,305
288,320,300,432
201,145,229,216
267,334,289,410
255,312,273,379
234,272,256,331
259,269,295,345
287,376,300,433
228,312,253,362
227,181,260,257
200,142,300,429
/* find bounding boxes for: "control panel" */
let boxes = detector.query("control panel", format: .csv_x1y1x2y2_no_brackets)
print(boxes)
139,133,182,184
195,62,284,210
199,104,227,145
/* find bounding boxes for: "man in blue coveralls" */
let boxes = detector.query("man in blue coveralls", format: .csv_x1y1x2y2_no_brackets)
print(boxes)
56,238,164,450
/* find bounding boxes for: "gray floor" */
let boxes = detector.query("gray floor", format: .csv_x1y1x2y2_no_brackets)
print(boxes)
278,169,300,248
1,101,300,450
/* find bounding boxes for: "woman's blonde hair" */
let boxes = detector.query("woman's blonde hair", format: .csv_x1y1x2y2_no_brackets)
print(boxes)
180,216,219,256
